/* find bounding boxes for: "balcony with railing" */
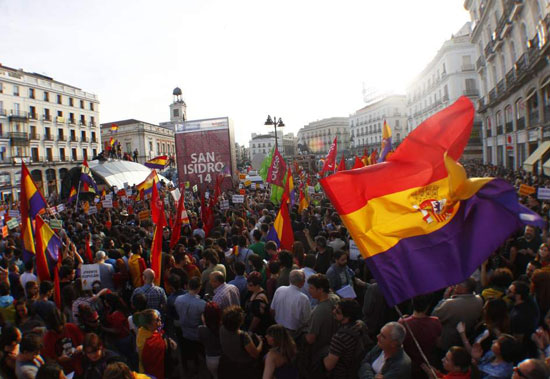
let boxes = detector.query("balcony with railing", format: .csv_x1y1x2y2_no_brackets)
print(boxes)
486,126,493,137
505,69,516,88
8,111,29,122
44,134,54,141
515,53,528,74
79,120,87,127
497,79,506,96
56,116,65,124
68,118,76,125
29,112,37,120
70,136,79,142
91,137,98,143
9,132,29,144
30,133,40,141
489,88,497,103
42,115,52,122
90,121,96,127
81,137,88,142
496,124,503,135
461,64,475,72
0,109,6,117
57,135,66,141
545,105,550,123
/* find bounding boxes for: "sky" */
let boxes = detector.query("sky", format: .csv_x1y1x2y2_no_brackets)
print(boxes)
0,0,471,145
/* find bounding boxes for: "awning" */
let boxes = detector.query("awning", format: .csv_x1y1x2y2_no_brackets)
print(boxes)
523,141,550,172
88,159,172,189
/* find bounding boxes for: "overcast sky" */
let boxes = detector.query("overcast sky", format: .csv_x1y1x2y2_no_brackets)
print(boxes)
1,0,470,145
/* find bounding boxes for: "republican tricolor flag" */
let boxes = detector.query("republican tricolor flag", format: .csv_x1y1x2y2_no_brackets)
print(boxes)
321,97,544,306
144,156,168,170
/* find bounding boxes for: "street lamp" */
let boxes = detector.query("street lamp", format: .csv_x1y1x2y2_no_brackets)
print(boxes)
264,115,285,153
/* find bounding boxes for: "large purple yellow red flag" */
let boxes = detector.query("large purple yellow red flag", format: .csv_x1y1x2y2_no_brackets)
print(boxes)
321,97,544,306
80,159,98,193
135,170,159,201
320,137,338,176
20,162,48,260
34,215,61,282
266,148,287,187
266,191,294,250
67,186,77,203
144,155,168,170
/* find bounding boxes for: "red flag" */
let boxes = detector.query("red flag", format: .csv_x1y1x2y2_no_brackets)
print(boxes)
277,191,294,250
352,156,365,169
85,234,93,263
266,148,287,187
201,193,215,237
321,137,338,175
170,194,185,249
337,154,347,172
150,182,166,285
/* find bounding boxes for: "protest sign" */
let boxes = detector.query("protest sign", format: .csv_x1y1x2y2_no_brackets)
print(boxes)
538,187,550,200
80,264,100,291
232,195,245,204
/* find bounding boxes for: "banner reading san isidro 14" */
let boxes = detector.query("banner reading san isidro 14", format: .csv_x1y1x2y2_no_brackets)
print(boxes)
174,117,236,191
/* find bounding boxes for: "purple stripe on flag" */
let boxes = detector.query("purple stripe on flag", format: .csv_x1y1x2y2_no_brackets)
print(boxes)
144,163,165,170
29,192,47,218
46,234,62,261
366,179,544,306
266,226,281,247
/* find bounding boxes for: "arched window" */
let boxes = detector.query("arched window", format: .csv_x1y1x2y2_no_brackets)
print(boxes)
505,105,513,132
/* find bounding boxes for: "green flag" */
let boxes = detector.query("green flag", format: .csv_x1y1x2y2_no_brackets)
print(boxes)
259,147,275,182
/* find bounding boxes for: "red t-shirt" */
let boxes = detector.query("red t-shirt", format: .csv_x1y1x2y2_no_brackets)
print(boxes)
42,323,84,375
400,316,442,376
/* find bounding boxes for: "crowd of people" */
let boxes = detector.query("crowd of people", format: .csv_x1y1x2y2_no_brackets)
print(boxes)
0,162,550,379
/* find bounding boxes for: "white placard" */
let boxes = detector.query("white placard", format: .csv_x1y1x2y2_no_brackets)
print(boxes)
126,188,133,196
104,193,113,201
205,191,210,199
336,284,357,299
192,185,198,193
308,186,315,195
250,183,256,190
56,204,65,212
102,199,113,208
259,184,265,189
80,264,100,291
171,188,181,202
48,207,57,215
123,182,129,190
87,206,97,215
538,187,550,200
349,240,361,261
8,210,20,218
232,195,245,204
94,198,100,203
220,200,230,210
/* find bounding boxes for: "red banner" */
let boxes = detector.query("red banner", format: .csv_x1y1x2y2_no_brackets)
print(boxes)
266,148,287,187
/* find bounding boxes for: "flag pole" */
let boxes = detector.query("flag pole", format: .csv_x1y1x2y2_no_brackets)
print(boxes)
393,305,438,378
75,180,81,212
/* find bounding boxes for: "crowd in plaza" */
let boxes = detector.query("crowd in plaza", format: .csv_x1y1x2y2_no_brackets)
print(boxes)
1,161,550,379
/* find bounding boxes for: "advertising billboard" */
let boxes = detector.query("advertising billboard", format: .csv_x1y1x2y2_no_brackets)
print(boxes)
175,117,235,190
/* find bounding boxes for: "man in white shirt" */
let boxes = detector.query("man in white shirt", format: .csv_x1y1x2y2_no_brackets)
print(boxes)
271,269,311,336
20,261,37,296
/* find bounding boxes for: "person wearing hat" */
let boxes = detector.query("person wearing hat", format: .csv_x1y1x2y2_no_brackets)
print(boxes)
96,251,115,291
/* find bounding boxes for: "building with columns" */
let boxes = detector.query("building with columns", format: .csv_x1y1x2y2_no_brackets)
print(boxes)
0,63,100,200
297,117,349,156
406,22,483,160
464,0,550,170
350,96,407,154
